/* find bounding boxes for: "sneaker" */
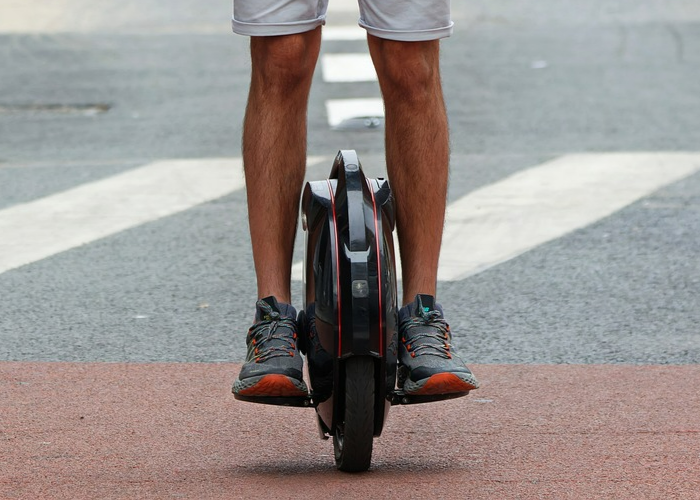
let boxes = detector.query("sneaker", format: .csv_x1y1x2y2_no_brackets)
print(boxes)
398,294,479,396
232,296,308,398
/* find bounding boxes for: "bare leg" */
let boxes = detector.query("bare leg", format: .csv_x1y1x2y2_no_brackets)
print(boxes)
367,37,450,305
243,28,322,304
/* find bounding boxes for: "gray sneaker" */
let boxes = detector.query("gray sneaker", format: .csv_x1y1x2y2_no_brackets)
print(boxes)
398,294,479,396
232,296,308,398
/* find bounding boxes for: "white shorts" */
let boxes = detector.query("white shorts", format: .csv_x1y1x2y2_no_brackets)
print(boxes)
232,0,453,41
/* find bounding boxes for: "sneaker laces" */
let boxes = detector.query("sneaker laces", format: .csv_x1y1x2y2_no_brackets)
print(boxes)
399,308,452,359
248,302,298,363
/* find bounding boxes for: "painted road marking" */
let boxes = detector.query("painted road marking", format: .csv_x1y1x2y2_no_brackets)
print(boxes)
0,157,324,275
326,0,360,13
322,26,365,41
325,98,384,128
321,53,377,82
438,152,700,281
292,152,700,281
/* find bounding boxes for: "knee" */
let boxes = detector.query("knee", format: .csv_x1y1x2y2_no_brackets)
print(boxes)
370,39,441,102
250,30,320,92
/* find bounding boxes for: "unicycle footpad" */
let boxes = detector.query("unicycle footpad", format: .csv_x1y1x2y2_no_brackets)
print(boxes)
389,390,471,406
232,393,314,407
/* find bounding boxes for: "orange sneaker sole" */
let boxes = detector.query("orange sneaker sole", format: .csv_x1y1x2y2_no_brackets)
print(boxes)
236,374,307,398
410,372,477,396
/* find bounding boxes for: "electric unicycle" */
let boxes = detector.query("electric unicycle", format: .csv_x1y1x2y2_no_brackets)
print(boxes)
298,150,398,472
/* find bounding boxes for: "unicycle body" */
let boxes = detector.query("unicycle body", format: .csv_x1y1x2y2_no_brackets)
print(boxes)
298,150,398,472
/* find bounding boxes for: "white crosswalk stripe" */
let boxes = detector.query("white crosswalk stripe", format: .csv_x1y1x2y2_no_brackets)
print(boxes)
0,157,325,275
437,152,700,281
321,53,377,82
0,159,245,274
325,98,384,128
321,26,365,41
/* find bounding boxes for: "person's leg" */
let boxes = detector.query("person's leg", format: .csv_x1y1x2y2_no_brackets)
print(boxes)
367,36,478,396
367,36,449,305
233,29,321,399
243,28,322,303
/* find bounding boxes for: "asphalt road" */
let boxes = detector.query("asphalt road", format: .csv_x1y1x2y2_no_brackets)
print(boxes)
2,2,700,498
1,0,699,365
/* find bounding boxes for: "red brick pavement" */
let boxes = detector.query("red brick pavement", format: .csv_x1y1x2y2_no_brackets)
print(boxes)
1,363,699,499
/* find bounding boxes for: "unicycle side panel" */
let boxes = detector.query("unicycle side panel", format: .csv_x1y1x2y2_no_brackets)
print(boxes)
301,179,341,430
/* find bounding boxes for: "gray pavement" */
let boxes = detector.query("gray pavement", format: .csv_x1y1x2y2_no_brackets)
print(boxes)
1,0,699,364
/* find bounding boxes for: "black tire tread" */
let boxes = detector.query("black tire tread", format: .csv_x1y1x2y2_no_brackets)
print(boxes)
335,357,374,472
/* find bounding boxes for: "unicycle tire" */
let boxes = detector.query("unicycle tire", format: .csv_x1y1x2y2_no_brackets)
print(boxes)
333,357,375,472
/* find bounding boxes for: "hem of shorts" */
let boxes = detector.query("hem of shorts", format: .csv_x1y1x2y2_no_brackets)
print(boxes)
232,16,326,36
359,21,453,41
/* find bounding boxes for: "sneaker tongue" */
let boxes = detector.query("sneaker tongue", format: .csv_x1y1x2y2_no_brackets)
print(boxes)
256,296,296,321
415,294,436,316
260,296,280,310
257,296,281,321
